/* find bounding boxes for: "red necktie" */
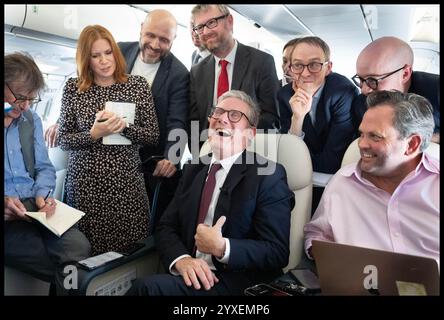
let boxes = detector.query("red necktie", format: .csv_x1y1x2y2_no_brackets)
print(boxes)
217,60,229,98
193,163,222,256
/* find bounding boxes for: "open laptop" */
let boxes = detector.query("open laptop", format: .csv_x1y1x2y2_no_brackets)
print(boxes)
311,240,439,296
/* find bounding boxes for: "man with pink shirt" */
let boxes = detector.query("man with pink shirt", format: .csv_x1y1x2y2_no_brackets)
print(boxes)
304,90,439,265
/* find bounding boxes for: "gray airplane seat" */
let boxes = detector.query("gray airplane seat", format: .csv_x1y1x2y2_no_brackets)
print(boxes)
75,236,163,296
5,152,166,296
4,267,52,296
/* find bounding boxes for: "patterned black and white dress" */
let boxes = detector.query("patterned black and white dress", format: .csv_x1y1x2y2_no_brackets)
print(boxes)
58,76,159,255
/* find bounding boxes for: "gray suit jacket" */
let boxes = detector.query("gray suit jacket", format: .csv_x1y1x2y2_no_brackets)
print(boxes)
119,42,189,165
189,42,280,138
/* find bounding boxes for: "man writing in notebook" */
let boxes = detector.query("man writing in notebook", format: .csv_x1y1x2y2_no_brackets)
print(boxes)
129,90,294,295
4,52,91,295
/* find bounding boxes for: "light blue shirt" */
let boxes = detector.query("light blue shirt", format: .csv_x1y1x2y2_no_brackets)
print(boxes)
294,83,325,139
4,111,56,199
309,82,325,127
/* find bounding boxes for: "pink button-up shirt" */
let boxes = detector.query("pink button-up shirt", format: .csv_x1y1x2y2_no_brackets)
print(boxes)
304,153,439,266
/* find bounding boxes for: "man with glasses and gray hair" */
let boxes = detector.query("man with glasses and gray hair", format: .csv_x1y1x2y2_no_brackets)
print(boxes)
128,90,294,296
188,4,280,158
351,36,440,143
278,36,358,215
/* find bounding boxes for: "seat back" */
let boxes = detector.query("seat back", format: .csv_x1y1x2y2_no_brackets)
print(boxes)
47,146,69,201
4,267,51,295
200,133,313,271
340,138,360,168
341,138,440,168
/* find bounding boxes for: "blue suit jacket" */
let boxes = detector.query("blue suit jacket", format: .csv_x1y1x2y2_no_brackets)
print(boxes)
119,42,190,164
189,42,280,136
278,72,358,174
352,71,440,135
155,151,294,290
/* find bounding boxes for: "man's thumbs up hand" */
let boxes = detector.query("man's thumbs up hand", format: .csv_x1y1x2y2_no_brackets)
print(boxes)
213,216,226,231
195,216,227,257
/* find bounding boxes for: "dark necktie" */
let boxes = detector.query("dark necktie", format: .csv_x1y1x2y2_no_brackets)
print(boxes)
193,163,222,256
217,60,229,98
197,163,222,225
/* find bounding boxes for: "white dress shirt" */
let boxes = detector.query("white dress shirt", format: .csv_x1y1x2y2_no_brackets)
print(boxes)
212,40,239,107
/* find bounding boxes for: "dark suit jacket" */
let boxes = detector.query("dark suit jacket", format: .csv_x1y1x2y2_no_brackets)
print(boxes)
155,151,295,292
278,72,358,174
189,42,280,137
119,42,190,165
352,71,440,135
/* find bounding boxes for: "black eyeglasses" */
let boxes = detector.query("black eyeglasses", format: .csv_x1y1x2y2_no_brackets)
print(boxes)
193,14,229,35
210,107,254,126
5,82,41,105
290,61,329,74
351,65,406,90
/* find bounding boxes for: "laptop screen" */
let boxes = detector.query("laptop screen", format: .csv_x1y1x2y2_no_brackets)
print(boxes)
311,240,439,296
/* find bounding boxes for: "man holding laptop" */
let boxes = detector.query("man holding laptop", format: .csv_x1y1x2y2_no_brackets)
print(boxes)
304,90,439,266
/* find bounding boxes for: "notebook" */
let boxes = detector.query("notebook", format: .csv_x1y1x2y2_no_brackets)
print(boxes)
25,199,85,237
102,101,135,145
311,240,439,296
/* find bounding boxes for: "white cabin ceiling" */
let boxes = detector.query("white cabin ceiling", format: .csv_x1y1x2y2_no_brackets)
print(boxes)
4,4,439,77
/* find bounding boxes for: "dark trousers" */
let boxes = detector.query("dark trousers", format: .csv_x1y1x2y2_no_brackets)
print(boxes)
4,199,91,295
311,186,325,217
144,170,182,233
127,272,246,296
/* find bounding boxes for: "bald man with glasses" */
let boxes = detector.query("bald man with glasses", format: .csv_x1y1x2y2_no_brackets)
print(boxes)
351,36,440,143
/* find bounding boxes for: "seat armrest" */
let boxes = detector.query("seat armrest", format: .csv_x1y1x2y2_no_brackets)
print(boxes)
75,236,157,295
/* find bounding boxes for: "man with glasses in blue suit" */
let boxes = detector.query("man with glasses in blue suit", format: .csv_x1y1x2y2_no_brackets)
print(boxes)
351,36,440,143
278,36,358,175
278,36,358,215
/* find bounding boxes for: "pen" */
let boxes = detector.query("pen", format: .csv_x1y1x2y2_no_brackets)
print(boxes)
44,189,53,202
97,116,127,123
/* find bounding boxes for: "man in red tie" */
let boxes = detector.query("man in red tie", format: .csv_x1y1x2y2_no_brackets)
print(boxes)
129,90,294,296
189,4,280,158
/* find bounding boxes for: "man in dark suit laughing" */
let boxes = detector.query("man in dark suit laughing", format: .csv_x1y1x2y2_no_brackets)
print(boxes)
129,90,294,295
